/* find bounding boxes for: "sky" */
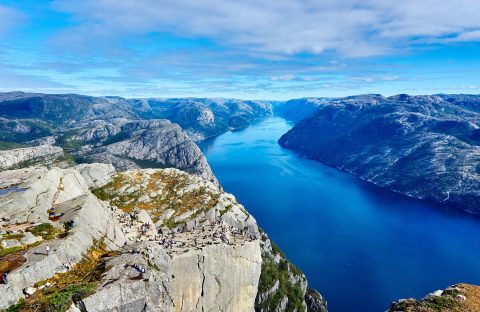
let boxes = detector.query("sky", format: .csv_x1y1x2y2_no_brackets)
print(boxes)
0,0,480,100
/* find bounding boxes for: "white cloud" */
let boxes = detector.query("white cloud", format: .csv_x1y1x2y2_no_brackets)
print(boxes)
447,30,480,43
271,74,296,81
51,0,480,57
0,5,24,35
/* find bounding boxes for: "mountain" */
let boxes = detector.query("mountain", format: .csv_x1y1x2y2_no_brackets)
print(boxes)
129,98,273,141
272,98,330,122
0,145,327,312
279,94,480,214
0,92,273,182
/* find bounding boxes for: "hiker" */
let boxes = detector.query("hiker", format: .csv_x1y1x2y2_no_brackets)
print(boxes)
1,272,8,284
46,245,50,255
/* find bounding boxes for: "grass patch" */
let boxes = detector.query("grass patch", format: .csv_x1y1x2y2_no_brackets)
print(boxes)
0,246,24,257
1,233,24,240
4,298,26,312
26,223,63,240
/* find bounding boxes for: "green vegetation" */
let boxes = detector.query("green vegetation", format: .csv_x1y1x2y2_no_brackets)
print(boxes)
389,286,471,312
270,241,286,258
43,284,96,311
256,258,305,312
130,158,165,169
422,296,457,310
4,298,26,312
0,246,23,257
58,152,77,166
3,242,114,312
1,233,24,240
255,239,306,312
0,141,26,150
0,119,53,143
26,223,63,240
102,131,130,146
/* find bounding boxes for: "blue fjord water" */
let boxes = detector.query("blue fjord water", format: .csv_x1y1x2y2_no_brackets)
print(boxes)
199,116,480,312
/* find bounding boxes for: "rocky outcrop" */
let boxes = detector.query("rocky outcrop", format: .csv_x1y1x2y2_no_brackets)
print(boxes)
1,162,324,311
389,283,480,312
0,145,64,170
90,168,258,235
74,120,217,183
74,163,115,188
304,289,328,312
0,165,127,309
279,94,480,214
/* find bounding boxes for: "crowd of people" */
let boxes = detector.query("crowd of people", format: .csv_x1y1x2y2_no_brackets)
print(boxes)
111,205,256,257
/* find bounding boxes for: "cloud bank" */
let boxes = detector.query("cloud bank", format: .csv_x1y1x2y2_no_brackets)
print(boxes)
52,0,480,57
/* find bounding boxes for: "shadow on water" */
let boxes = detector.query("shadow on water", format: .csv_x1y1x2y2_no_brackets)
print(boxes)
199,116,480,312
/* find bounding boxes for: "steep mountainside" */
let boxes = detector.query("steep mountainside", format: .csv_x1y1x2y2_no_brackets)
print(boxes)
279,94,480,214
129,98,273,141
0,145,326,312
72,119,216,182
273,98,330,122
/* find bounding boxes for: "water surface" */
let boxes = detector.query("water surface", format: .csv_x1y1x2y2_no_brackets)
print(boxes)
199,117,480,312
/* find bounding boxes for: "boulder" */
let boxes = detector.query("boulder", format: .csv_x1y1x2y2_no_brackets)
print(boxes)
74,163,115,188
20,232,42,245
23,287,37,296
1,239,22,248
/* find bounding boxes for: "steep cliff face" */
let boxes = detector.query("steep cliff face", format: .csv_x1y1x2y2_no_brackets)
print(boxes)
279,94,480,214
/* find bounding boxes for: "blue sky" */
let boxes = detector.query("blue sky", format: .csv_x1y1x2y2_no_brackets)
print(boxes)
0,0,480,100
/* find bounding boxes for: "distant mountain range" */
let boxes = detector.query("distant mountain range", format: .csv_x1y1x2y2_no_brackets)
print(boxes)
0,92,273,183
2,91,479,214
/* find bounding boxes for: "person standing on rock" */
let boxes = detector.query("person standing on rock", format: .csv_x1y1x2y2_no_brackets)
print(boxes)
1,272,8,284
46,245,50,255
